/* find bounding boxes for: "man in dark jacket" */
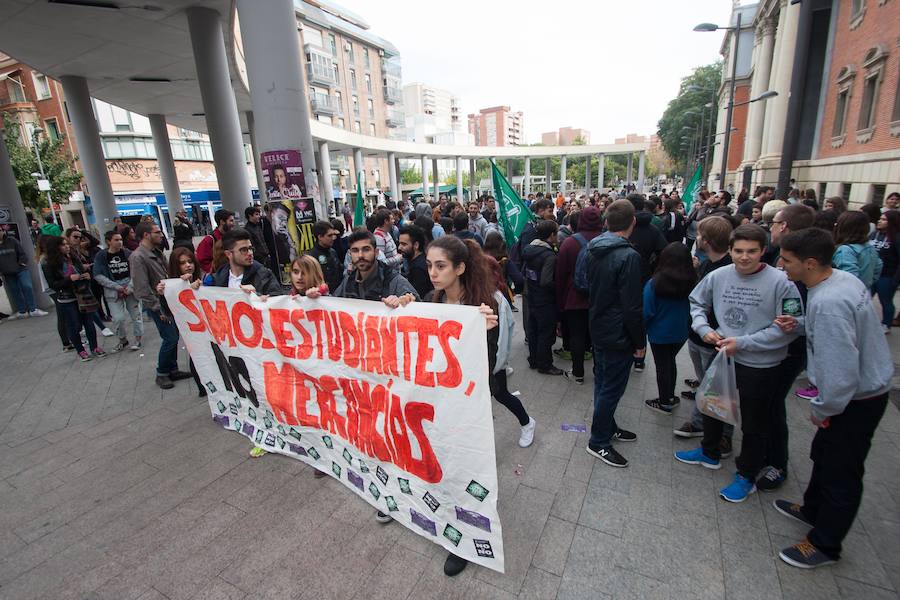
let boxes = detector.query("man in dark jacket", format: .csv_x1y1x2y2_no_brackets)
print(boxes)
523,219,562,375
584,199,644,468
334,229,419,303
309,220,342,291
626,194,667,283
210,228,284,296
398,224,432,299
451,213,483,246
555,206,603,384
0,227,46,318
244,206,270,267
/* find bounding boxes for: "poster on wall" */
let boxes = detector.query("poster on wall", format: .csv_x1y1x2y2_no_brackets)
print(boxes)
261,150,316,284
162,282,506,572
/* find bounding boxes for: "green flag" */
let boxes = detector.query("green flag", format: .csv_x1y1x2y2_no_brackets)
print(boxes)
682,164,702,213
490,160,534,246
354,171,365,227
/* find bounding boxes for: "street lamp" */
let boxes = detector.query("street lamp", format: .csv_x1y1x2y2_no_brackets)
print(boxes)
30,127,58,225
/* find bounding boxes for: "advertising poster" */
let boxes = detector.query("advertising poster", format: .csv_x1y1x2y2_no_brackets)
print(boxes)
163,282,506,572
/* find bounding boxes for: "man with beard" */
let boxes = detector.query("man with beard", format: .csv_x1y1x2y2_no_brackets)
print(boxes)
398,224,432,299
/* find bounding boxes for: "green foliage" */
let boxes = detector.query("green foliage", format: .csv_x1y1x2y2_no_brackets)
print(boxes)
657,62,722,173
2,112,81,212
399,166,421,185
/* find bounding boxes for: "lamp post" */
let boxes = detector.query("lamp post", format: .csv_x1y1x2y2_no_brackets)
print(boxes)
30,127,58,225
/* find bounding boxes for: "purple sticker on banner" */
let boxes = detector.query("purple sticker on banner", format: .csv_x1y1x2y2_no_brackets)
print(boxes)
455,506,492,532
561,423,587,432
212,414,230,428
347,469,364,491
242,422,255,437
288,443,307,456
410,508,437,536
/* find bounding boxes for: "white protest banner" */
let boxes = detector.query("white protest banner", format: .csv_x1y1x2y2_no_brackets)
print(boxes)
163,280,505,571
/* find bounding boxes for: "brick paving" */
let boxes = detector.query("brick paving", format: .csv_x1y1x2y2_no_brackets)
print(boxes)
0,305,898,600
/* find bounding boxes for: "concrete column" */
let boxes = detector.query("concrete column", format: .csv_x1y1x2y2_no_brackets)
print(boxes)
560,155,567,196
743,20,776,164
421,155,428,201
388,152,400,207
469,158,477,201
354,148,365,194
59,76,117,232
432,158,440,200
188,6,251,214
148,114,183,216
245,111,267,203
597,154,605,190
545,158,551,194
524,157,531,196
318,141,334,216
626,154,633,190
0,125,51,308
584,155,591,194
455,156,464,201
637,151,646,193
761,1,799,161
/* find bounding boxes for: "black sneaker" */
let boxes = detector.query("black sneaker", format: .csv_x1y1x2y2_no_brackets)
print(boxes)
680,390,696,401
443,553,469,576
778,539,837,569
563,370,584,385
684,378,700,388
168,370,193,381
757,466,787,491
644,398,675,415
719,437,733,459
773,499,813,526
586,444,628,468
538,366,564,376
612,428,637,442
156,375,174,390
375,510,393,524
633,361,645,373
674,422,703,438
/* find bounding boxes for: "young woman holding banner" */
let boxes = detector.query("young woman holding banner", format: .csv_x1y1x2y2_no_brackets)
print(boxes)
424,235,536,577
159,248,205,397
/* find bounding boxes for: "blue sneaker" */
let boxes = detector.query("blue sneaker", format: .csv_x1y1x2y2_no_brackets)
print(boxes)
674,447,720,470
720,473,756,503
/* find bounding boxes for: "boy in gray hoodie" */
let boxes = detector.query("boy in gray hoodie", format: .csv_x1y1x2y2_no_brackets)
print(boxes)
675,224,801,503
770,228,892,569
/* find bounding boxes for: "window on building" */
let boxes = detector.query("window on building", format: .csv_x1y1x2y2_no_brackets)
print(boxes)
364,73,372,93
44,119,60,142
892,66,900,136
831,66,855,147
332,63,340,85
857,73,880,132
363,48,370,68
317,115,332,125
347,42,354,63
354,120,361,133
352,95,359,116
337,118,345,129
5,75,26,103
841,183,852,202
369,123,376,136
850,0,865,28
367,99,374,119
856,46,887,142
335,90,343,112
304,27,323,48
872,184,886,205
32,73,51,99
328,33,337,56
350,69,357,90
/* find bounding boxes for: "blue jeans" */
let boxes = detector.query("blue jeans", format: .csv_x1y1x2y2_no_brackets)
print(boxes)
872,276,897,327
57,300,98,353
148,309,180,376
3,269,36,313
589,348,634,448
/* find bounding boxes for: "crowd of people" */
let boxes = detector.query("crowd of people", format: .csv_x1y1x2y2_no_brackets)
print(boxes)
4,184,897,576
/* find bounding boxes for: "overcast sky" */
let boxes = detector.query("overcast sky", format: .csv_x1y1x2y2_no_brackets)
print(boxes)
335,0,734,144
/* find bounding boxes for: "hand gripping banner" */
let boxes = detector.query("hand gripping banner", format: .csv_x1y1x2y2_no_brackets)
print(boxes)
163,281,505,571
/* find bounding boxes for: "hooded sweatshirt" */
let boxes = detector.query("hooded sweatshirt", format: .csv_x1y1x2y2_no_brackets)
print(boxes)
628,211,668,282
585,232,645,352
555,207,603,311
522,239,557,307
832,242,882,288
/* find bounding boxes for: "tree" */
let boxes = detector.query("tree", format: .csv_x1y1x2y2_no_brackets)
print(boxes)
399,166,421,185
2,112,82,213
657,62,722,175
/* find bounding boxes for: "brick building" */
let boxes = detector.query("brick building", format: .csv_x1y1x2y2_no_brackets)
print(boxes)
467,106,525,146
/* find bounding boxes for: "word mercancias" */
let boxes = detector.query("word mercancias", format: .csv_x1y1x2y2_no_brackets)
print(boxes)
178,289,471,483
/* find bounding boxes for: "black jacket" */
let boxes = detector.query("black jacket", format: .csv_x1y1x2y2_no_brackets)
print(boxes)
585,233,645,352
333,261,419,301
310,243,342,291
245,220,271,265
403,252,433,300
210,261,284,296
522,240,557,307
628,211,667,283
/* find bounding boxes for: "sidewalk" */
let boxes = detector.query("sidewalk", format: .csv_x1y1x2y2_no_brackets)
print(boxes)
0,307,898,600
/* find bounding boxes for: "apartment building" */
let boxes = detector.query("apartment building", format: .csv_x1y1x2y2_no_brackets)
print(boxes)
467,106,525,147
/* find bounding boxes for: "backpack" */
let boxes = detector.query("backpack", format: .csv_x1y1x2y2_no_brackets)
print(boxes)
572,233,591,295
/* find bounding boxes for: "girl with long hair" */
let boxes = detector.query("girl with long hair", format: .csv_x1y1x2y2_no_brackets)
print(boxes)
40,236,105,361
483,231,524,301
870,210,900,332
288,255,327,297
424,235,533,577
833,211,882,288
643,243,697,413
157,247,206,396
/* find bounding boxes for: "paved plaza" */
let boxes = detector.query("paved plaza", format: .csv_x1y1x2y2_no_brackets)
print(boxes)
0,303,898,600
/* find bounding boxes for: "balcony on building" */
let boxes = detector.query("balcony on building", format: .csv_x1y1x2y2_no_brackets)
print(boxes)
304,44,337,87
311,92,338,116
383,84,401,105
385,108,404,128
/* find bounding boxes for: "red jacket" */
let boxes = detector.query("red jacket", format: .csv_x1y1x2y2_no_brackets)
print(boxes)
555,228,602,311
195,228,223,273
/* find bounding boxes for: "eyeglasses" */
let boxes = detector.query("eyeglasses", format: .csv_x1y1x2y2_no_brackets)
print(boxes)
232,246,254,254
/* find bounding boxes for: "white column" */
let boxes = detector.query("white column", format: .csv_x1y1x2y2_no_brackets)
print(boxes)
524,157,531,196
59,76,118,232
432,158,440,200
455,156,464,201
469,158,477,201
584,155,591,194
545,158,552,194
560,155,567,196
626,154,633,190
637,151,646,193
421,155,429,200
597,154,605,190
0,127,51,308
245,111,267,203
148,114,183,216
761,1,799,161
388,151,400,207
744,18,776,164
354,148,365,193
318,141,333,216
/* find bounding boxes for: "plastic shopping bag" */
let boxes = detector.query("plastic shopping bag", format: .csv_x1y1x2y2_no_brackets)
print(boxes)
696,350,741,426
